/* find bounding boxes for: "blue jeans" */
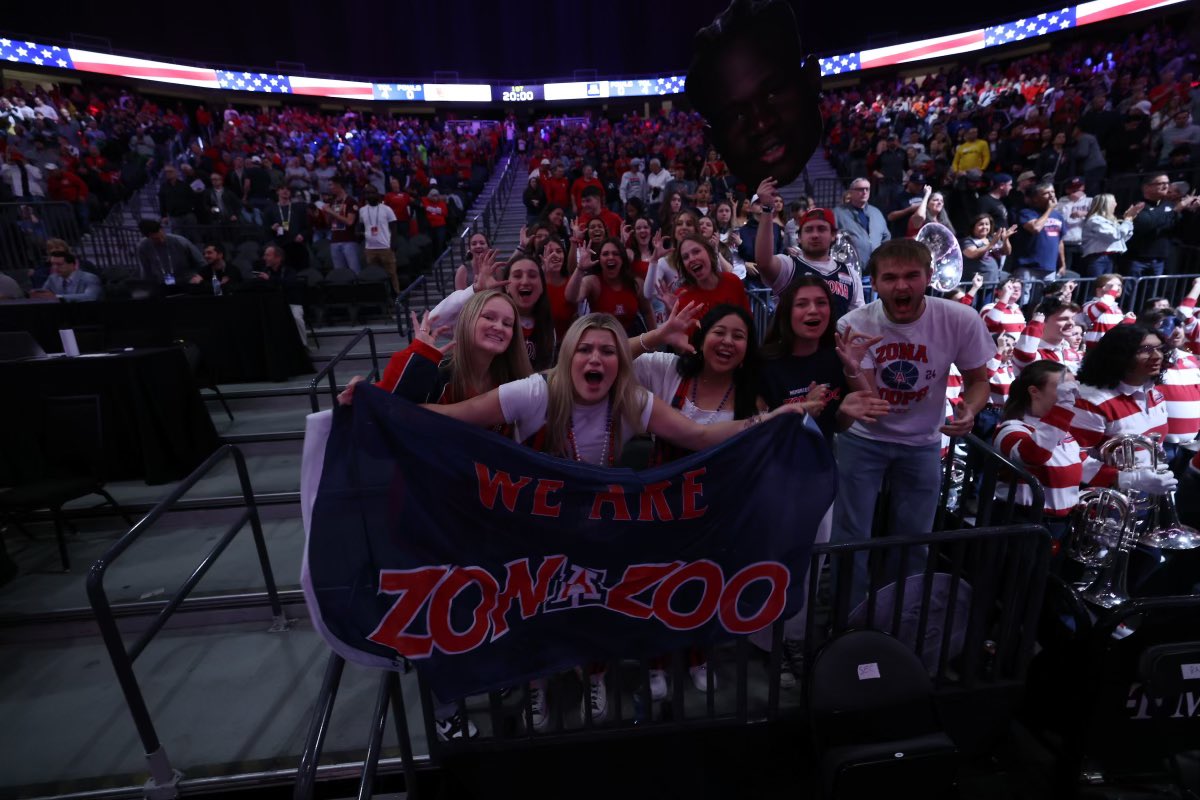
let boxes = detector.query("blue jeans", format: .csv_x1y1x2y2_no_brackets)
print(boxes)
331,241,361,274
832,432,943,602
1127,258,1164,278
1080,253,1115,278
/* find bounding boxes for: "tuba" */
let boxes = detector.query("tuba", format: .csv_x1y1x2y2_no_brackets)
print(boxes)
916,221,964,293
1100,434,1200,550
1067,487,1136,609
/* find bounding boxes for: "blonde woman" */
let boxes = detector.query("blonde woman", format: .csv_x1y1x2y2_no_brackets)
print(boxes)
1080,193,1144,277
376,289,532,407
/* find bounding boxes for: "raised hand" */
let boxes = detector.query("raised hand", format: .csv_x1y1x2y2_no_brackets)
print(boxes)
755,176,778,211
656,277,678,311
621,222,633,241
657,301,702,354
652,229,669,260
570,219,585,244
518,225,529,248
472,249,508,292
839,390,890,423
410,309,453,351
834,324,882,374
971,273,985,290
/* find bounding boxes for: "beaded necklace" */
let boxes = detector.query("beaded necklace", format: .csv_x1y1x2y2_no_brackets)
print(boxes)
689,376,734,424
566,396,615,466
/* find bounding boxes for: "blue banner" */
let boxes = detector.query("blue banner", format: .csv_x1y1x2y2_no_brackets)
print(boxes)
301,385,836,699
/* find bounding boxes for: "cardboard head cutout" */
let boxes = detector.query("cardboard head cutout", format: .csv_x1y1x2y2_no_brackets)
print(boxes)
687,0,823,188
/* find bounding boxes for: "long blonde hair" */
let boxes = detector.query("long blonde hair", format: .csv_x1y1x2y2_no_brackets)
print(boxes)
1086,193,1118,222
447,290,533,402
543,313,648,460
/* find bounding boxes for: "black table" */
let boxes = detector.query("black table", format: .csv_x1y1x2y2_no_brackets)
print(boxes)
0,347,220,485
0,292,313,383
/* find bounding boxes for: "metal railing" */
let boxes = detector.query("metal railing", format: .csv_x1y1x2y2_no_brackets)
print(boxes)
86,445,288,800
937,432,1047,531
0,200,82,270
929,270,1200,314
308,328,381,412
291,522,1049,800
393,275,428,342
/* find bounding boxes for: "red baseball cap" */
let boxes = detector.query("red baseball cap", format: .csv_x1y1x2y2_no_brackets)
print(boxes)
799,208,837,231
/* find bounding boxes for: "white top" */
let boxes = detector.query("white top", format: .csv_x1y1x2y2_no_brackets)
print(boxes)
838,297,994,446
633,352,736,424
1080,216,1134,257
1059,194,1090,244
498,375,654,464
359,202,396,249
643,257,680,301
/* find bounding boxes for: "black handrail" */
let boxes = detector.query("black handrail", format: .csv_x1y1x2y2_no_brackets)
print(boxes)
938,432,1047,530
308,328,380,413
86,444,287,800
394,275,428,342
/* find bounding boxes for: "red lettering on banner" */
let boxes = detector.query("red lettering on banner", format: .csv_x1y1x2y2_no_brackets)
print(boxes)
637,480,675,522
681,468,708,520
606,562,683,619
531,479,564,518
474,462,532,512
718,562,790,634
366,566,450,657
652,560,724,630
428,567,499,654
489,555,566,640
589,484,632,521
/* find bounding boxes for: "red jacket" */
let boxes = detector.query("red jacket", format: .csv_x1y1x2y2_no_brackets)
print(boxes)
423,197,448,228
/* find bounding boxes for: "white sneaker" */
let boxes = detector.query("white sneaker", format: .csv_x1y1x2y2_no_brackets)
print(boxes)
582,670,608,723
690,662,717,692
435,712,478,741
648,668,668,701
527,679,549,732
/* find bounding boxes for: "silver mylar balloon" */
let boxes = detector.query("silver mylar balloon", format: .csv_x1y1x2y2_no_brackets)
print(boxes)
916,222,964,293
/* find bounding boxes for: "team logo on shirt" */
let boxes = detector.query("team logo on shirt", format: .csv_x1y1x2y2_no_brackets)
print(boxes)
881,360,921,391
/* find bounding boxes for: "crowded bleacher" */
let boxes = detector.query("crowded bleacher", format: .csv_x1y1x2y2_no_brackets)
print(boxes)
3,2,1200,795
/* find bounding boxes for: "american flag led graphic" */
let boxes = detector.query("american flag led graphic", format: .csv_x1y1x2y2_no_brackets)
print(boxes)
0,39,72,69
819,54,861,77
217,71,291,93
985,8,1076,45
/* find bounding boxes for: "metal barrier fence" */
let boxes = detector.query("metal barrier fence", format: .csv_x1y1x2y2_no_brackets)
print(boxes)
929,270,1200,315
86,445,288,800
0,201,82,270
308,328,382,413
292,523,1050,800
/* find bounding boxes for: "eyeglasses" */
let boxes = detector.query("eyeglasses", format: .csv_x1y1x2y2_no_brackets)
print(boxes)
849,186,870,192
1135,344,1171,357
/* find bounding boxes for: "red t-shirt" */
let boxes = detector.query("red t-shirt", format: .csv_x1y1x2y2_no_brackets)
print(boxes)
423,197,448,228
384,191,412,223
676,272,750,319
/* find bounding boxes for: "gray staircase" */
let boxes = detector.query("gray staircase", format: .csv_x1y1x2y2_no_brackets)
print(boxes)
776,149,844,209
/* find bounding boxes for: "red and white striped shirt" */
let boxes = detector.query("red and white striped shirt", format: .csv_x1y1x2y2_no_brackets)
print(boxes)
993,405,1084,516
1080,293,1131,348
1057,381,1170,487
981,301,1025,336
1161,348,1200,444
1179,297,1199,356
986,357,1016,408
1012,320,1079,374
940,365,965,459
